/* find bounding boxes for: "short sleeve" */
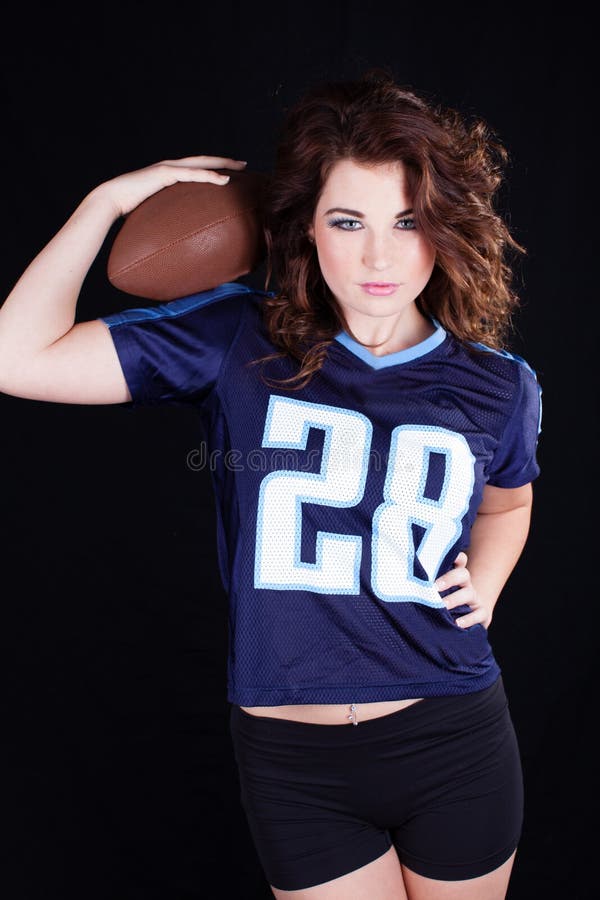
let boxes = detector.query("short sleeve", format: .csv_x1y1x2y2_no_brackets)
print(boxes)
100,283,251,408
486,359,543,488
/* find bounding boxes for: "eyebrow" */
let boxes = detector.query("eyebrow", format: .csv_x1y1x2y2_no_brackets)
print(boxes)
323,207,414,218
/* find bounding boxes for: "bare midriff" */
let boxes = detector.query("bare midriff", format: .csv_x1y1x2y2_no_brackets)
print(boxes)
239,698,424,725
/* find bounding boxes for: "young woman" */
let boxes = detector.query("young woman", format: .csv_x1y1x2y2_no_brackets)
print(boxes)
0,70,541,899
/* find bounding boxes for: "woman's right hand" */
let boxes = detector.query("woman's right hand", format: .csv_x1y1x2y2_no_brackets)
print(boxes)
94,155,248,219
0,154,247,405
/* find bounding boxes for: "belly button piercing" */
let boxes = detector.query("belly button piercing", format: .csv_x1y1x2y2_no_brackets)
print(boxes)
347,703,358,725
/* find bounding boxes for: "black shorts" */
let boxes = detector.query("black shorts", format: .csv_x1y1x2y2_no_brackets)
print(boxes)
229,676,523,892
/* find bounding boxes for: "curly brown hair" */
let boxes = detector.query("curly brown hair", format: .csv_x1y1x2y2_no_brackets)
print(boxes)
253,66,526,389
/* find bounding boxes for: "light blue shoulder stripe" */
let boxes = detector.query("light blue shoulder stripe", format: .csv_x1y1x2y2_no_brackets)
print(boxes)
468,340,539,377
101,282,271,328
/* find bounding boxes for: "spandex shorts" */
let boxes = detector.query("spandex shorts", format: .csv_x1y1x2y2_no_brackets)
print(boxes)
229,675,523,892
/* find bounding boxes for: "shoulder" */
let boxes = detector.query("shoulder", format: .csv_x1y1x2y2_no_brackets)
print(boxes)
468,340,539,378
464,340,542,438
440,334,542,434
98,283,277,407
444,333,540,389
471,342,542,413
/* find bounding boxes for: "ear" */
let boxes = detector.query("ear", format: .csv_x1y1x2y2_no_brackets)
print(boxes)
307,223,315,243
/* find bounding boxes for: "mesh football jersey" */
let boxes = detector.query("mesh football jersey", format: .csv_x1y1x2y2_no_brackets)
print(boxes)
102,282,542,705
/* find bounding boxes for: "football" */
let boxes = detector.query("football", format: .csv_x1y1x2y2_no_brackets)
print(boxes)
106,168,268,301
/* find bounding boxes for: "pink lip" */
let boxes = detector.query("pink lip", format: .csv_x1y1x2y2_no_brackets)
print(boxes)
360,282,399,295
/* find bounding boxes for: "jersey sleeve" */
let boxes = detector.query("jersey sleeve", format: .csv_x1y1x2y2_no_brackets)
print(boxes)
100,283,252,408
486,359,543,488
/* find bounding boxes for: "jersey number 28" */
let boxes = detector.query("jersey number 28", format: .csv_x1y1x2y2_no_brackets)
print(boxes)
254,395,475,607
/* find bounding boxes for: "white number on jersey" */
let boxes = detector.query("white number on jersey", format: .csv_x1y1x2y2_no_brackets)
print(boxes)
372,425,474,606
254,396,475,605
254,396,372,593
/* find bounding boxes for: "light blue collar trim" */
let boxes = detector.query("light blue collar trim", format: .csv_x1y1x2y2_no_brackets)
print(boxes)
334,318,446,370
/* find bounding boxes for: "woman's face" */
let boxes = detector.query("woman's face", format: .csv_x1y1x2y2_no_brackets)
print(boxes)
308,158,436,328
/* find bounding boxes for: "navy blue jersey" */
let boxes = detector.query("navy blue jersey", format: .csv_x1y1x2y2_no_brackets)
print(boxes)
102,282,542,705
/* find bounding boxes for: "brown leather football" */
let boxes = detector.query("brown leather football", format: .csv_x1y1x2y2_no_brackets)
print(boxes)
107,168,268,301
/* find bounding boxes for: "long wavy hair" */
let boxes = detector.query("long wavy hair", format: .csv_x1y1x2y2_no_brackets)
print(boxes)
253,66,526,389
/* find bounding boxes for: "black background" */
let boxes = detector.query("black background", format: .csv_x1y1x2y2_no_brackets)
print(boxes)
1,6,591,899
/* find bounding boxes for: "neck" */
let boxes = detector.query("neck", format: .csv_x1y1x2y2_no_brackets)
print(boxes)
343,306,436,357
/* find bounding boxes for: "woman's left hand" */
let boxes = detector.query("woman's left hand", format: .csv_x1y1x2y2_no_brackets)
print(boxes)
434,552,493,629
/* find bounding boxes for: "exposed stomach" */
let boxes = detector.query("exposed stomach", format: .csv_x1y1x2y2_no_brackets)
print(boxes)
239,698,424,725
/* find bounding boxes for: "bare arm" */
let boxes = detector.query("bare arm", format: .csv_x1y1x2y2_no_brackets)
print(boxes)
0,156,247,404
0,188,130,403
435,482,533,628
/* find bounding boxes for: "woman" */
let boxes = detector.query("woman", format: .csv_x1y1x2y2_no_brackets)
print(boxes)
0,69,541,898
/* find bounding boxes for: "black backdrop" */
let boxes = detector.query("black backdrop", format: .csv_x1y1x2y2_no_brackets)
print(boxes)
1,7,590,899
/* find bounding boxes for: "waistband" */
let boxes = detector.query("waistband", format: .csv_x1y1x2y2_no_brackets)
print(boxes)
230,675,507,748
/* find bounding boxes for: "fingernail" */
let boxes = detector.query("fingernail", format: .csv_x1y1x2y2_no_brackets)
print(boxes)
237,160,248,165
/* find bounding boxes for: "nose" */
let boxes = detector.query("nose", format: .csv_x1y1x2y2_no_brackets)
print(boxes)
361,231,394,272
